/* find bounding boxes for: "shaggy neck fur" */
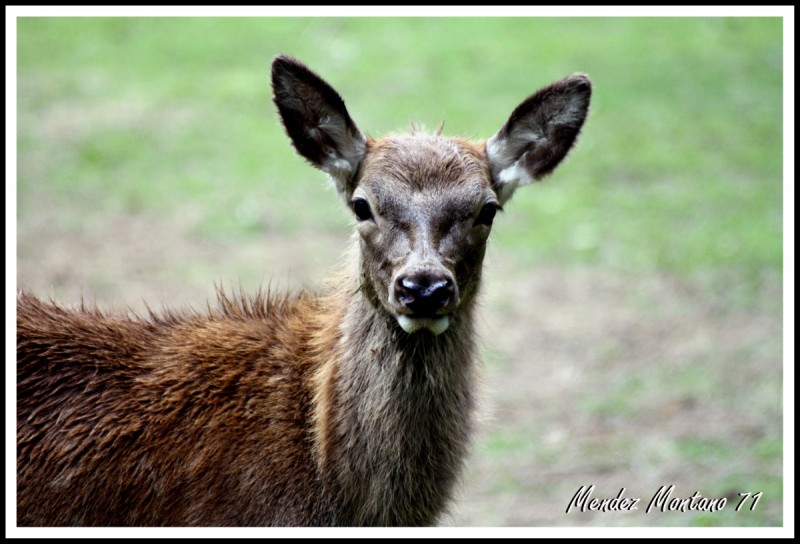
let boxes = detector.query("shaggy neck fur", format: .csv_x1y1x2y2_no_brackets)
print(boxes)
310,253,478,526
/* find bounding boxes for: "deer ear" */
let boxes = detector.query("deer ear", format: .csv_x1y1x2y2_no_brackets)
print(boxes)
486,74,591,204
271,55,367,198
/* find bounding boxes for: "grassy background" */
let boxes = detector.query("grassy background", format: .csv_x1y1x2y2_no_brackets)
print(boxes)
15,16,784,529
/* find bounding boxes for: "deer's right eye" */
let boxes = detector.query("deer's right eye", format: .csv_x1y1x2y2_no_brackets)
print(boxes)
351,198,374,222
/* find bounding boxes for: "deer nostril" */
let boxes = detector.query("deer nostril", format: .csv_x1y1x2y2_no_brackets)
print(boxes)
395,276,455,316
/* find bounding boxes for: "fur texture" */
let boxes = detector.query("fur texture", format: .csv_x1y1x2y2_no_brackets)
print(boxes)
16,55,590,526
17,279,475,526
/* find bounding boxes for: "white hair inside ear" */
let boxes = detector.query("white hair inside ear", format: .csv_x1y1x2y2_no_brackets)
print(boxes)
486,136,538,204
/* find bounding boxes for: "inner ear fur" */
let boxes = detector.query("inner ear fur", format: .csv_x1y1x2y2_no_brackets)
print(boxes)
271,55,367,197
486,73,591,204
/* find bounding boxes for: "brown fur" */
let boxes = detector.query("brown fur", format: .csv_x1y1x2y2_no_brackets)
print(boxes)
17,55,590,526
18,289,329,525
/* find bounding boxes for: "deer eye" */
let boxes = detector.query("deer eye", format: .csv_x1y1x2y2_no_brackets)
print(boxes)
351,198,374,222
475,202,500,226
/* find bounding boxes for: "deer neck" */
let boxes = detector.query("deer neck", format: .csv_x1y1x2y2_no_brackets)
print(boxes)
310,259,479,525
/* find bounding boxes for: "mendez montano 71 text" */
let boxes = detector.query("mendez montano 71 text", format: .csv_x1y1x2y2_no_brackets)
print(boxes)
566,485,763,515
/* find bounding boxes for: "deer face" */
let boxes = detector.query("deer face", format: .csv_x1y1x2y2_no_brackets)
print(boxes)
349,135,498,335
271,55,590,335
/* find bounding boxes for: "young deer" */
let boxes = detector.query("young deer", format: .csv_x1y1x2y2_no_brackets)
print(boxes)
17,55,591,526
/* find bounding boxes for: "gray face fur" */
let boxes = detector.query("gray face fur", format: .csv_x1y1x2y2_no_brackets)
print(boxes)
271,55,591,335
351,134,497,335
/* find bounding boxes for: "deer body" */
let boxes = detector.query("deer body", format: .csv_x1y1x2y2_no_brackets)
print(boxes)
17,56,590,526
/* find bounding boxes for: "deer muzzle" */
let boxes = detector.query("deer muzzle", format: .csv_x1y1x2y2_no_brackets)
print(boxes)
392,271,459,335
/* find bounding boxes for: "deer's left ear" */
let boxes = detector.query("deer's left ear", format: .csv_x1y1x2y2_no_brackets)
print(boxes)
486,74,591,204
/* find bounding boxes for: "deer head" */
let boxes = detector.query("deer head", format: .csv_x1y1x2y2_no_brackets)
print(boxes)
271,55,590,336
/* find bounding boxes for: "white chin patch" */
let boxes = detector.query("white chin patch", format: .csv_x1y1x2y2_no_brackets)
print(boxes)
397,315,450,336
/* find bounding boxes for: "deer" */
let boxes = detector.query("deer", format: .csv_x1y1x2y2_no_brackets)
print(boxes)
16,54,591,527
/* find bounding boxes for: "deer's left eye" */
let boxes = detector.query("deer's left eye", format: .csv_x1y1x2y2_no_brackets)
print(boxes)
475,202,500,226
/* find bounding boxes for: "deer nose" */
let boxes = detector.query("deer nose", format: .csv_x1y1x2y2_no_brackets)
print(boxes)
395,275,456,317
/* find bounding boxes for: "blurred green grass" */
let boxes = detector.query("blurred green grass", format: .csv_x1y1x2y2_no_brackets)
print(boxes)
17,17,783,294
15,17,784,528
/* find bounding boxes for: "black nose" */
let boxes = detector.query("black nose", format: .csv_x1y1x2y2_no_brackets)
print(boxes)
395,275,455,317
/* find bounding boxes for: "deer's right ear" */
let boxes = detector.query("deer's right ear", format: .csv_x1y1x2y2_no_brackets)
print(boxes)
271,55,367,198
486,74,591,205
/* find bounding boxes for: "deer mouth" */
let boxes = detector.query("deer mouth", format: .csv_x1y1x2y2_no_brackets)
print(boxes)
396,314,451,336
391,274,457,336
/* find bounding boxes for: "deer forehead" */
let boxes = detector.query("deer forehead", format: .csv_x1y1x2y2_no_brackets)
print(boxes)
356,134,495,215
